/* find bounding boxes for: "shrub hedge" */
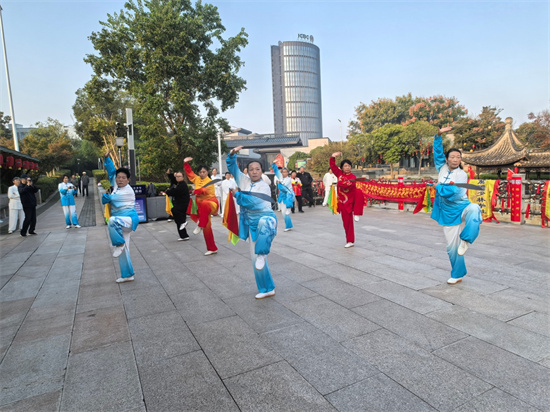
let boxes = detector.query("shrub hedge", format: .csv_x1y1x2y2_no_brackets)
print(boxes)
35,176,60,200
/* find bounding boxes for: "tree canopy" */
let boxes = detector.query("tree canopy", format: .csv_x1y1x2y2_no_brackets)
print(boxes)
516,110,550,150
84,0,248,170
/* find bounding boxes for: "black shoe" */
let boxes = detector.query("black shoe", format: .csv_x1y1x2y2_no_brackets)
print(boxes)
28,232,37,235
20,234,26,237
299,210,304,213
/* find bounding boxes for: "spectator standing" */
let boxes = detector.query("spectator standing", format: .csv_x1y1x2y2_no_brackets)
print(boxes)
322,167,337,206
58,175,81,229
71,175,79,197
165,171,190,241
80,172,90,196
19,174,39,237
8,177,24,234
291,171,303,213
297,166,315,207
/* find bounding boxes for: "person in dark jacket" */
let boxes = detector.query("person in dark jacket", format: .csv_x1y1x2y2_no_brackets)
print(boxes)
18,174,39,236
81,172,90,196
297,166,315,207
165,171,191,241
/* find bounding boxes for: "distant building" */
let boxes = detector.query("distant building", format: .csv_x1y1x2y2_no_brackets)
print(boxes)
10,123,35,142
271,37,323,146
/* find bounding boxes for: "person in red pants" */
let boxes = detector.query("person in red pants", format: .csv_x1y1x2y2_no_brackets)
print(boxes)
329,152,364,248
183,157,219,256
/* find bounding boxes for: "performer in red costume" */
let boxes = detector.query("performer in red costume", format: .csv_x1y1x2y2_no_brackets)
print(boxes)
183,157,219,256
329,152,364,248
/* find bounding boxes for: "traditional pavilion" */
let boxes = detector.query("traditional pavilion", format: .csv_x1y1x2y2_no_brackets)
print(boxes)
462,117,550,175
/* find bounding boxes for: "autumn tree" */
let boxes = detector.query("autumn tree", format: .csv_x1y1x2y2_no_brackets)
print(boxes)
516,110,550,150
401,121,438,175
0,112,14,149
404,95,467,128
20,119,74,174
309,142,356,175
84,0,248,169
452,106,505,151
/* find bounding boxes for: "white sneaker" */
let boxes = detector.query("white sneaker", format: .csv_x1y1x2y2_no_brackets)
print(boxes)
179,222,188,231
66,225,71,229
204,250,217,256
344,242,354,248
447,277,463,285
255,290,275,299
116,276,134,283
178,237,190,241
193,226,202,235
8,230,13,234
167,219,173,222
354,216,360,222
255,254,266,270
75,225,81,228
284,228,292,232
457,240,469,256
112,244,125,257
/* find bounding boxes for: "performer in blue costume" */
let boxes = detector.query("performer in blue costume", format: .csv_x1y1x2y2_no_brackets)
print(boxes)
102,151,139,283
227,146,278,299
432,126,482,285
58,175,81,229
273,165,295,231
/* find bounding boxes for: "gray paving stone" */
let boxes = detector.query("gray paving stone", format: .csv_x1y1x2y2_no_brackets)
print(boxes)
271,275,319,304
198,270,258,300
508,311,550,337
285,295,380,342
14,265,50,279
262,322,377,394
270,259,326,283
224,293,303,334
0,297,33,330
171,287,236,325
427,306,550,362
224,361,337,411
313,262,384,285
0,334,70,406
358,280,453,314
71,306,130,354
0,390,61,412
128,310,199,366
353,299,468,351
301,276,381,308
139,350,239,411
326,373,437,412
189,315,281,379
31,279,80,309
14,304,75,343
453,387,540,412
343,329,492,412
61,341,144,412
154,269,207,295
434,337,550,411
0,276,45,303
422,284,536,321
121,286,176,320
491,287,549,314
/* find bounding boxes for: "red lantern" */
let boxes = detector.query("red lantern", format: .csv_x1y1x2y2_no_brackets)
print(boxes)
472,144,476,149
15,158,22,170
6,156,14,169
0,153,3,168
34,163,39,171
22,160,29,169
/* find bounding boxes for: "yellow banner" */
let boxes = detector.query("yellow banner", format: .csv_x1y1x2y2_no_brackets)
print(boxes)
467,179,497,221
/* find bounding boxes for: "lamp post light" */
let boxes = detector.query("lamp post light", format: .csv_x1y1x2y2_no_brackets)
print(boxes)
116,137,124,168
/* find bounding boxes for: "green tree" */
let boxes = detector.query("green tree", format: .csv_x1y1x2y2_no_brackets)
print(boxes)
287,151,309,170
72,139,102,173
401,121,438,175
516,110,550,150
452,106,505,151
404,95,467,128
0,112,14,149
84,0,248,168
370,124,406,177
350,93,417,135
20,119,74,174
309,142,357,174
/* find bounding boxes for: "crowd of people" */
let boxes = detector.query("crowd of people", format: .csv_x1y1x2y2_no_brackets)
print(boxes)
8,126,482,294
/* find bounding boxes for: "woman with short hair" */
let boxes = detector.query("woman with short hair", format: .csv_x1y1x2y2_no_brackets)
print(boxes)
58,175,81,229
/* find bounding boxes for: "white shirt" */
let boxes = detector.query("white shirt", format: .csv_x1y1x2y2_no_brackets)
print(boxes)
221,178,237,195
8,185,22,209
323,172,337,191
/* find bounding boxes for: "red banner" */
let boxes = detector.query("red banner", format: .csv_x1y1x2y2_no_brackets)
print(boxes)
357,181,428,203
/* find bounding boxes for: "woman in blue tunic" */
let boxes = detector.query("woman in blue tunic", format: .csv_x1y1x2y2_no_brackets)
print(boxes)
58,175,81,229
102,151,139,283
432,127,482,284
227,146,278,299
273,165,295,232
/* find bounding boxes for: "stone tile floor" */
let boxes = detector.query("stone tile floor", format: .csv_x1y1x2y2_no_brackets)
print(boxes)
0,188,548,411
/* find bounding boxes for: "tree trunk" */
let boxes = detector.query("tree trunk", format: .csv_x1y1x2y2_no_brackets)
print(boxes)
418,155,422,176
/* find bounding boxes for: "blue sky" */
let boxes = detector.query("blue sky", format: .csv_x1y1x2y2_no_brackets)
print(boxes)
1,0,548,141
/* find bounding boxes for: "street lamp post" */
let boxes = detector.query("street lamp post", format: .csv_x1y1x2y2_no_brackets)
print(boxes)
0,5,19,151
116,137,124,168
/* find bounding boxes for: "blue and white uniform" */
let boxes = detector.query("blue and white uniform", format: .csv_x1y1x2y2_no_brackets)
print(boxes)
431,134,482,280
227,154,278,294
58,182,80,227
102,157,139,279
273,164,295,230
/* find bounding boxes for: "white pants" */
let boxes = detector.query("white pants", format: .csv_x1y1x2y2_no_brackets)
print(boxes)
9,208,24,231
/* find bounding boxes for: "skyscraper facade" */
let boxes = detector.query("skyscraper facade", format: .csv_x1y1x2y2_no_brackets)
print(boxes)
271,38,322,146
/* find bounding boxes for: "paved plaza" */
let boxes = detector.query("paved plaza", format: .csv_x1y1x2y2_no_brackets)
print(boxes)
0,184,549,411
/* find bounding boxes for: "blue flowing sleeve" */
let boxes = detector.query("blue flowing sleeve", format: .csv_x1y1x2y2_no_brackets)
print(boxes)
226,153,246,187
105,156,117,187
433,135,446,172
437,184,464,201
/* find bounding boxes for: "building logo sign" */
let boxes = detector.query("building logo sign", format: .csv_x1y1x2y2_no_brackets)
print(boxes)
298,34,314,43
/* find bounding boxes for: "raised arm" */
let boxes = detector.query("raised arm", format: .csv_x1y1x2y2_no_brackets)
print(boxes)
226,146,248,188
183,157,197,183
329,153,343,177
104,150,117,187
433,127,452,172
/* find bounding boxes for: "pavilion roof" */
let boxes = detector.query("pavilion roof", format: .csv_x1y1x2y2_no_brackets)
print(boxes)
514,151,550,169
462,118,528,167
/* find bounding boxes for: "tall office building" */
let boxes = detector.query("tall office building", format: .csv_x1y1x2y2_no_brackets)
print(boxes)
271,38,322,146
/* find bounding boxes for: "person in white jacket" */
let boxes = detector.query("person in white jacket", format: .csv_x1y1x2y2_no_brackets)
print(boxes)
8,177,24,234
221,172,239,214
322,168,337,206
211,168,223,214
